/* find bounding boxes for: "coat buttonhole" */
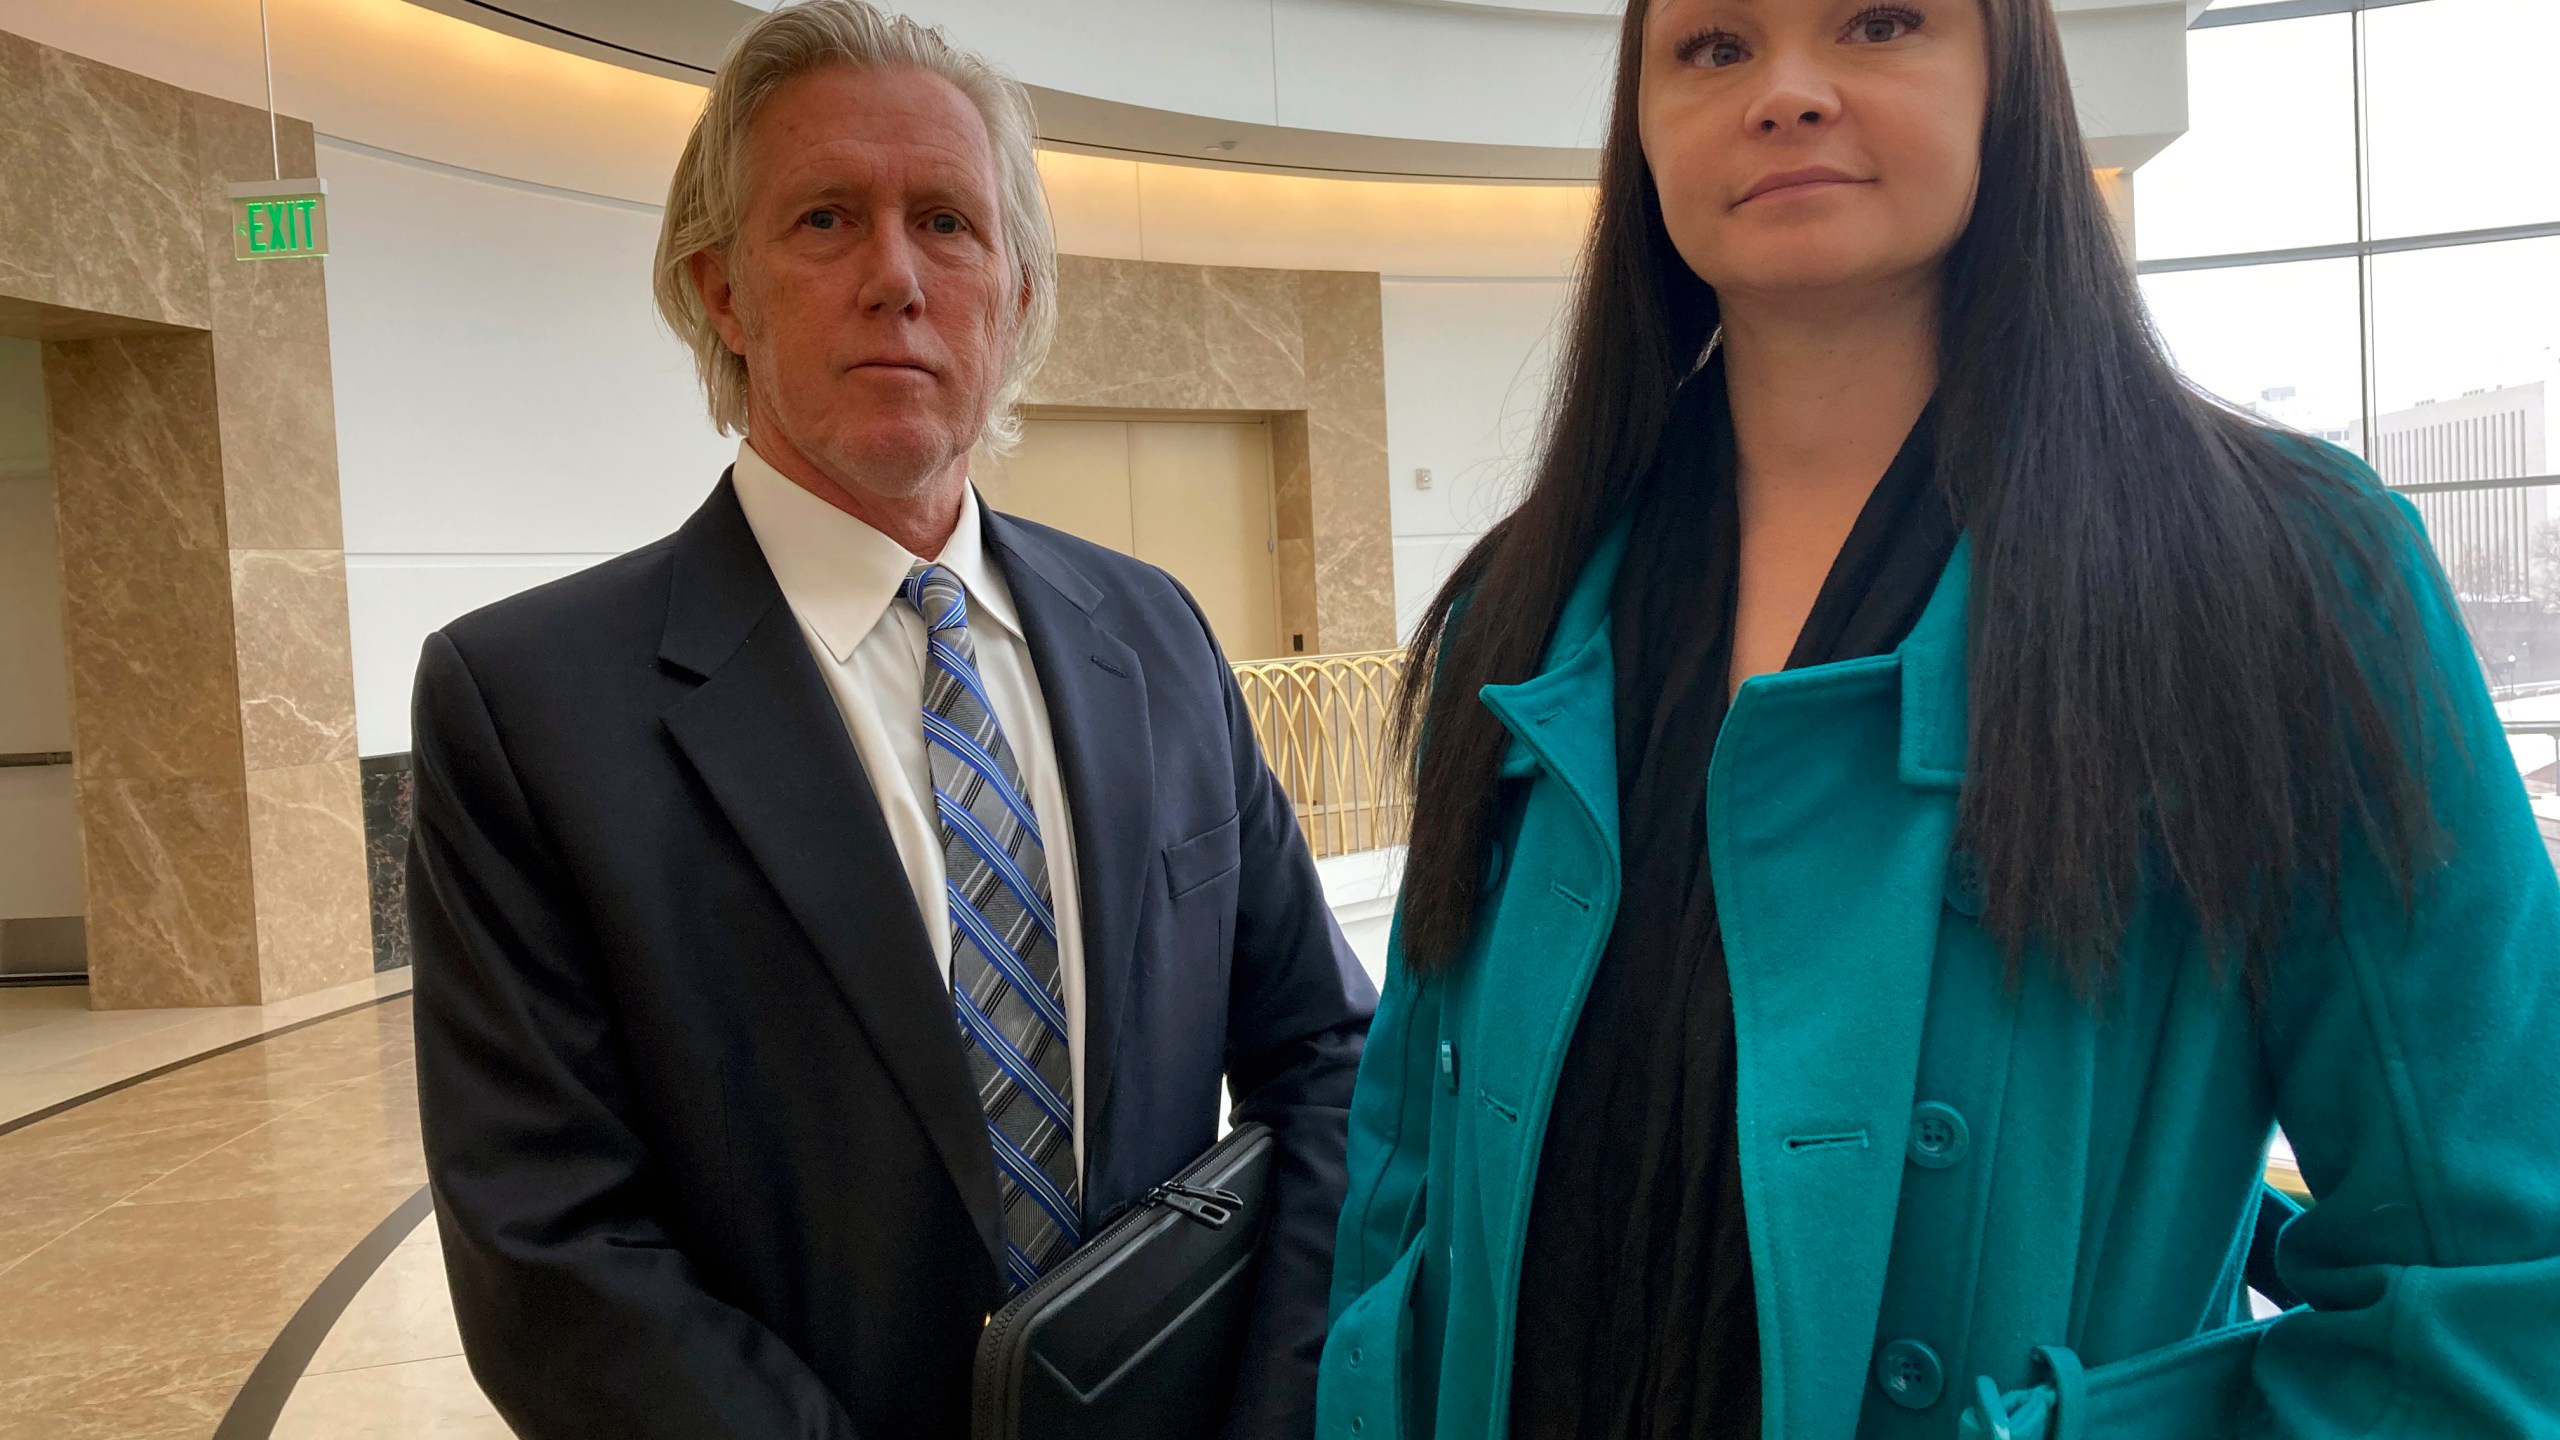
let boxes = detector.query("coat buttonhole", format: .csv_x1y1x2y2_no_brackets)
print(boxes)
1783,1130,1872,1154
1550,881,1590,911
1478,1088,1520,1123
1091,654,1130,677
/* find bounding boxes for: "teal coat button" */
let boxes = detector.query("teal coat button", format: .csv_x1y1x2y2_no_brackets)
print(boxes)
1909,1101,1970,1169
1877,1338,1946,1409
1944,848,1986,917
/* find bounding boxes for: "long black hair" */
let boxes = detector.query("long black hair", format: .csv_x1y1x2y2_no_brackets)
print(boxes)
1392,0,2441,991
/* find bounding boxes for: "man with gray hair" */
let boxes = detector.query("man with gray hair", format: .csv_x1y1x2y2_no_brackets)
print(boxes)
406,4,1374,1436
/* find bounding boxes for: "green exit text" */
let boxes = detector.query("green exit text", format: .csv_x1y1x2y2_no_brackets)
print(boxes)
233,197,325,260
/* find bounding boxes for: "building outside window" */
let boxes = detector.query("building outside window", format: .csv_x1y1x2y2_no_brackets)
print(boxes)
2134,0,2560,708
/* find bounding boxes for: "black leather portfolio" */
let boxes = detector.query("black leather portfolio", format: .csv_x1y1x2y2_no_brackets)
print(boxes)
971,1122,1277,1440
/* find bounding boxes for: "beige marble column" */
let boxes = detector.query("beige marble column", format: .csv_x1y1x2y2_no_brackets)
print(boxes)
45,334,261,1006
195,97,371,1006
6,34,370,1008
1295,272,1394,653
1269,414,1321,655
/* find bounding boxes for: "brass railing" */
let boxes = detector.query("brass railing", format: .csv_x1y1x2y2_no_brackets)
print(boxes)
1233,650,1412,860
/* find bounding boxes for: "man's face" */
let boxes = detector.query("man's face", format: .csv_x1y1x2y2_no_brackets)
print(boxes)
694,64,1018,503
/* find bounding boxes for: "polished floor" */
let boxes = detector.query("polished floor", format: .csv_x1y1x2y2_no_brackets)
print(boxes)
0,977,511,1438
0,970,416,1131
271,1212,507,1438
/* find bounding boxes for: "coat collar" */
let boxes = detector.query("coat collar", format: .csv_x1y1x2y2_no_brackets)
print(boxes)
1483,521,1976,794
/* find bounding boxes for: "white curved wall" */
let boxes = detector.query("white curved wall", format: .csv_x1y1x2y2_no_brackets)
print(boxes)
743,0,1621,153
1381,279,1571,633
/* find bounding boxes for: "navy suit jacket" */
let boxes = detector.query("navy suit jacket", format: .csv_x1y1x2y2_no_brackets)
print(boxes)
409,475,1376,1440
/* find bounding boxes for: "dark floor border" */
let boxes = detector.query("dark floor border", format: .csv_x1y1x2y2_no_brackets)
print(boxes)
214,1184,438,1440
0,983,412,1140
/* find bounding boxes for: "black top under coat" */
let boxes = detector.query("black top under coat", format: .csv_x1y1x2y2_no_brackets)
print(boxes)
1509,358,1956,1440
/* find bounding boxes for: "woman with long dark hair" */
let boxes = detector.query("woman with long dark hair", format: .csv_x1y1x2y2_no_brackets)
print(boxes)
1316,0,2560,1435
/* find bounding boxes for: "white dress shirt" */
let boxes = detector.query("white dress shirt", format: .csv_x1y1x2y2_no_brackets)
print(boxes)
731,440,1087,1168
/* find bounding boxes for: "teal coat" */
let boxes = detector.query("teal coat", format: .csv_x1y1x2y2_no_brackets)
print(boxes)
1318,482,2560,1440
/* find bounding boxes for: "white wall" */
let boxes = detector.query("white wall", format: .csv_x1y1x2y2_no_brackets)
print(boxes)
320,137,735,755
0,338,84,921
752,0,1623,154
1379,278,1572,637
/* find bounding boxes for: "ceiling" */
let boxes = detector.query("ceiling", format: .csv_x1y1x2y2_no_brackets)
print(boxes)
397,0,1613,181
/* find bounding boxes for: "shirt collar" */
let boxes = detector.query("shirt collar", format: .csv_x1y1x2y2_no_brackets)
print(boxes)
729,438,1020,665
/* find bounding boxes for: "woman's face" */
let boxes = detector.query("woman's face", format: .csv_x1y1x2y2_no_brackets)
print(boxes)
1637,0,1990,305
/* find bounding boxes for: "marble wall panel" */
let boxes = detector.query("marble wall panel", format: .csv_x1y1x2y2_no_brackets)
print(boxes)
1198,266,1307,412
245,761,373,999
360,755,414,973
77,775,260,1009
42,334,228,553
8,44,208,332
210,333,344,549
55,544,244,785
44,334,245,786
1035,256,1224,412
0,31,56,311
1269,412,1320,654
231,550,360,772
1296,271,1395,652
191,96,330,348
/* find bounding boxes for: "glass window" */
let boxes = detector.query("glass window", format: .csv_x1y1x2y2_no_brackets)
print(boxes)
2363,0,2560,240
2367,235,2560,473
2134,16,2359,262
2139,259,2366,441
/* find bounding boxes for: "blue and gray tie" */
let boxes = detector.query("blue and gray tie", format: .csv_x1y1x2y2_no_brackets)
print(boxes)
899,561,1081,1294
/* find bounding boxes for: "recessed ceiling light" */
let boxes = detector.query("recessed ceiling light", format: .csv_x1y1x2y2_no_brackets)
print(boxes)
1204,139,1239,152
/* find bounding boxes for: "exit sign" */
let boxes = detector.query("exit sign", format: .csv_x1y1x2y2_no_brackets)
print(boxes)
228,179,329,261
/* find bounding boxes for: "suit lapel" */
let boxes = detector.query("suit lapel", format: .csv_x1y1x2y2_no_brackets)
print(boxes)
982,513,1152,1185
656,478,1005,1271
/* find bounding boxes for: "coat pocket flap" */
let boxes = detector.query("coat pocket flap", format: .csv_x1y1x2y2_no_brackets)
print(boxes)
1162,813,1241,900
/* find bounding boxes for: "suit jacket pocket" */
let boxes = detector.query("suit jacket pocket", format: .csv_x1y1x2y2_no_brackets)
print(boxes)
1162,812,1242,901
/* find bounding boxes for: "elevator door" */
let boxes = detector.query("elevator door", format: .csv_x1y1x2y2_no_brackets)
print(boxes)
980,415,1283,662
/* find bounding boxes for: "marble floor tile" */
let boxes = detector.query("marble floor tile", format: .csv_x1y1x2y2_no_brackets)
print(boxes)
0,1184,419,1414
305,1231,464,1375
0,1199,101,1276
0,996,427,1424
273,1354,516,1439
0,1377,239,1440
0,1108,266,1213
0,1002,418,1219
127,1064,425,1206
0,967,412,1127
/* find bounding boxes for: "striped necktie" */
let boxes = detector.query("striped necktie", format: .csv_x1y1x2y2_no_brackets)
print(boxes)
899,561,1081,1294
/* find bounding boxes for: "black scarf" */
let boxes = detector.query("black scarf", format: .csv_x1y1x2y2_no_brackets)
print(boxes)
1509,360,1956,1440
